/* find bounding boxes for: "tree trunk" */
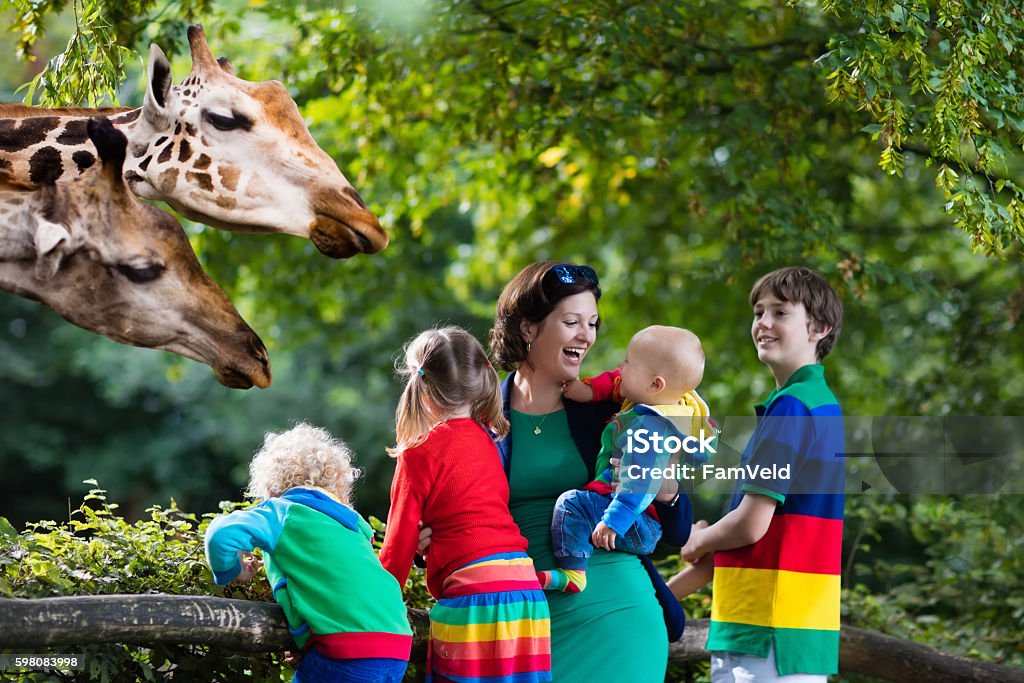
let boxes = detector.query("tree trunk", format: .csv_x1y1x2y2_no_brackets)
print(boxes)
0,596,1020,682
0,594,428,652
839,625,1024,683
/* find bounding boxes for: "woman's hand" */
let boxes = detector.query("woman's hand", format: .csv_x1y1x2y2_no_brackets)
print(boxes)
417,522,433,557
591,521,617,551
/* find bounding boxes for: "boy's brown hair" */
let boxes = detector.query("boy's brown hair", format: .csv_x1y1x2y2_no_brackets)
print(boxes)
749,266,843,361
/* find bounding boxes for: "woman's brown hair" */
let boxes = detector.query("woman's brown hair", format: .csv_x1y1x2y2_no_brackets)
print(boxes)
489,261,602,371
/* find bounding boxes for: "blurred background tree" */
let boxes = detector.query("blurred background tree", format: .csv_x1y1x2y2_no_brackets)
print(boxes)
1,0,1022,673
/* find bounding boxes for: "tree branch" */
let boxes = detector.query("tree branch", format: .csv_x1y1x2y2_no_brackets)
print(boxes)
468,0,540,50
839,625,1024,683
904,142,1019,195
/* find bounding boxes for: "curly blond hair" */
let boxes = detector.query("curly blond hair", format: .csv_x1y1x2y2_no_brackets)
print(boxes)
245,422,362,503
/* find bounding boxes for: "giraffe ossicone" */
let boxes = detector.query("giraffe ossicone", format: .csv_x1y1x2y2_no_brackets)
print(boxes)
0,117,272,389
0,25,386,259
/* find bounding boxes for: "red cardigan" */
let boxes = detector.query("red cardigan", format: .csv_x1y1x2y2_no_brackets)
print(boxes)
379,417,528,599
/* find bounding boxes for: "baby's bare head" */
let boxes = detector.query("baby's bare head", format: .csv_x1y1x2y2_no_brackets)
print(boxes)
629,325,705,399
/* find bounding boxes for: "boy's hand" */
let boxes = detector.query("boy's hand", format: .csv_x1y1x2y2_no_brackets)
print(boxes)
562,378,594,403
591,521,617,551
680,520,709,563
666,554,714,600
235,551,262,583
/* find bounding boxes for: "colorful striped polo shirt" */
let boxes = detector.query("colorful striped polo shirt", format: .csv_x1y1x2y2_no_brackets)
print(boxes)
708,364,845,675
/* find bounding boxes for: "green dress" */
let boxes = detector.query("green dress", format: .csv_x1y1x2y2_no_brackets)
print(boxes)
509,409,667,682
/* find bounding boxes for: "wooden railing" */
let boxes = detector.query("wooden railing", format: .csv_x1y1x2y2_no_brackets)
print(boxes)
0,595,1020,683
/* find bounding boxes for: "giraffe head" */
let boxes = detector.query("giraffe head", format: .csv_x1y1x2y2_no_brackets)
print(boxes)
128,25,387,258
10,117,272,389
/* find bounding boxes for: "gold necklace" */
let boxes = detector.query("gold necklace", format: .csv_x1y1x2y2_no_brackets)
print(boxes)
524,394,562,436
529,412,551,436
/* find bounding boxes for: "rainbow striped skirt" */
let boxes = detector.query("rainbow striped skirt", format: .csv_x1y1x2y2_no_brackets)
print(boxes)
428,551,552,683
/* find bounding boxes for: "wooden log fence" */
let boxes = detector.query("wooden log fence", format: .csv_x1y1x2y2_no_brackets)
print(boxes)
0,595,1021,683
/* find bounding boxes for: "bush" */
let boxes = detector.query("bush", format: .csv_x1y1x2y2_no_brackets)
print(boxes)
841,494,1024,669
0,482,432,682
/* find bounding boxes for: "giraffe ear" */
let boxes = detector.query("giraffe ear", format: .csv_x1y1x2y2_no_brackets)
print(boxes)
144,43,173,128
216,57,234,76
87,117,128,179
34,218,71,280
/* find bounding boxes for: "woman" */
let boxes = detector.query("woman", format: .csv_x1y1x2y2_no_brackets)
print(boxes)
486,261,691,682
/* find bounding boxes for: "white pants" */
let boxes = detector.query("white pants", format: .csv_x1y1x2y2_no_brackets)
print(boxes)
710,645,827,683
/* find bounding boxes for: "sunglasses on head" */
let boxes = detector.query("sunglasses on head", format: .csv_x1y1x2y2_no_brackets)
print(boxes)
549,264,599,286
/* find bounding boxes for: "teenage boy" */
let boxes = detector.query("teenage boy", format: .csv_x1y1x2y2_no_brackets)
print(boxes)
668,266,845,682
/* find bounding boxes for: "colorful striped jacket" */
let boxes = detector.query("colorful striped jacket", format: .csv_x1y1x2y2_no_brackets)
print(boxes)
708,364,845,675
205,487,413,662
586,398,714,535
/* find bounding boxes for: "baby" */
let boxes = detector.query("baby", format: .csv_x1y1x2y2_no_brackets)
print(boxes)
538,325,715,593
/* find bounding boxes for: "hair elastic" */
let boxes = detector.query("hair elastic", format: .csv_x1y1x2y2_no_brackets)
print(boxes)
417,368,425,377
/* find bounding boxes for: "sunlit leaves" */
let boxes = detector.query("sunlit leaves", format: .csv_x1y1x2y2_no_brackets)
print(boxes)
820,0,1024,252
9,0,219,106
15,0,130,106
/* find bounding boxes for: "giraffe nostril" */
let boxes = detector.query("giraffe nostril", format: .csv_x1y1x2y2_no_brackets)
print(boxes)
343,186,368,210
351,229,372,253
249,334,269,363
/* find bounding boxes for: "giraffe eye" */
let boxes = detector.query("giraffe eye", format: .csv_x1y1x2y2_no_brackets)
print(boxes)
205,111,253,132
116,263,165,283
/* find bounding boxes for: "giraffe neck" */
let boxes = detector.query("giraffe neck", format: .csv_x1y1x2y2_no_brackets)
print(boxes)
0,103,242,225
0,107,142,186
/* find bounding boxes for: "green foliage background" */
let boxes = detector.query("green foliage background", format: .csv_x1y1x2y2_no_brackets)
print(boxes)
0,0,1022,680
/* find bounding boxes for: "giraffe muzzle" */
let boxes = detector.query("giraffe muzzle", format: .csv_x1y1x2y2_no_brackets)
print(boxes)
309,192,389,258
310,213,388,258
211,330,272,389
